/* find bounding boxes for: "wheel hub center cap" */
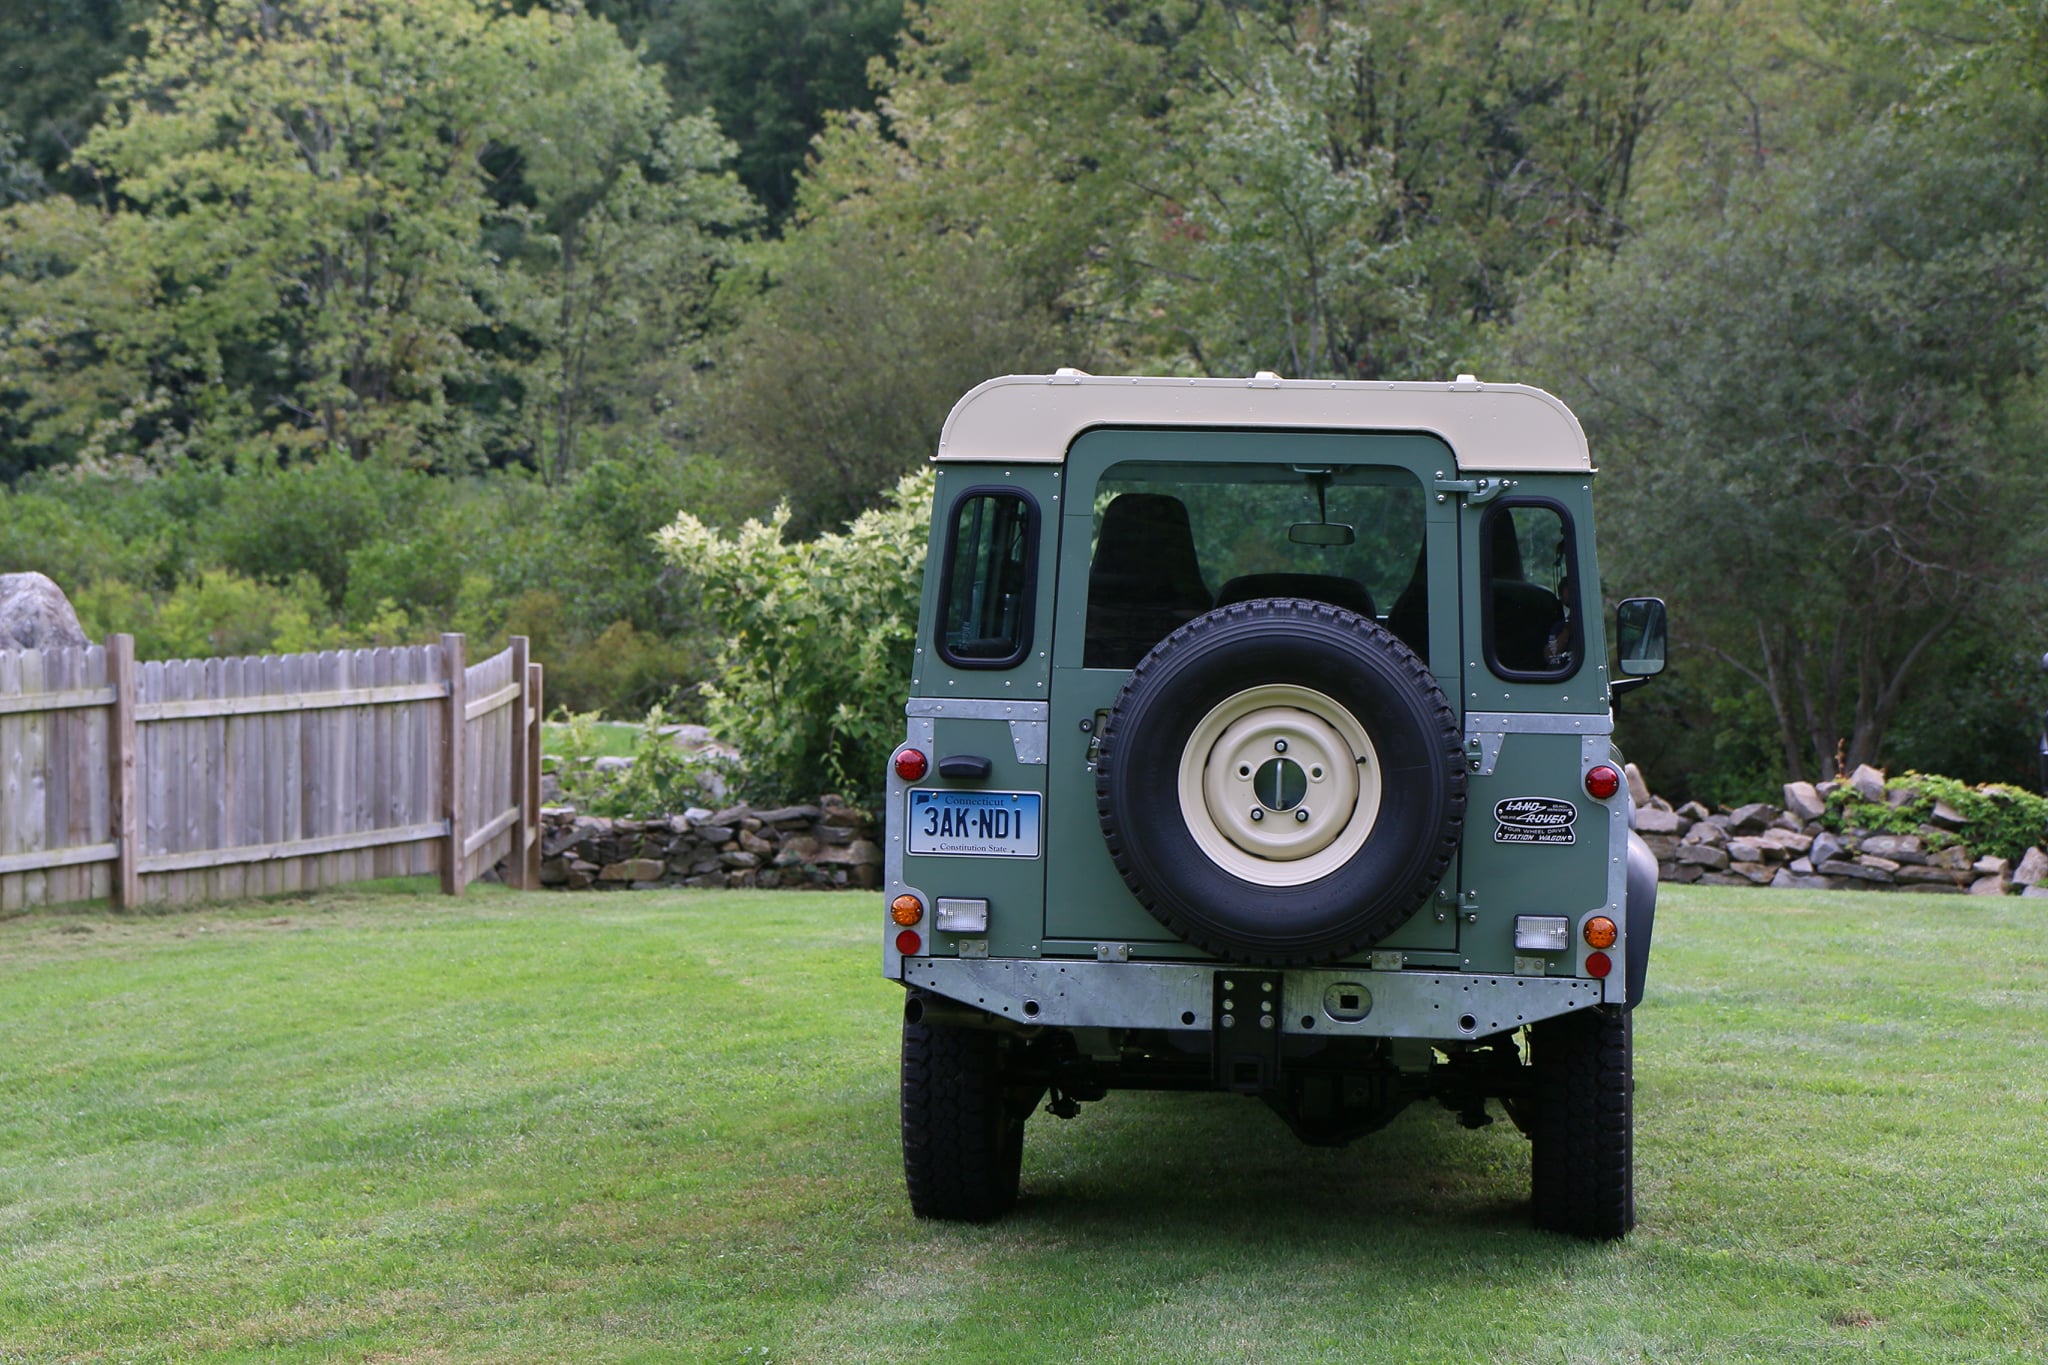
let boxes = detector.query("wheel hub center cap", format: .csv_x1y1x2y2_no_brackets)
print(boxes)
1253,756,1307,811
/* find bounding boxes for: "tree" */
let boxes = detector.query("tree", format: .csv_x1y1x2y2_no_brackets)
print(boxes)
0,0,755,475
504,13,756,482
1504,119,2048,781
700,213,1068,534
581,0,909,225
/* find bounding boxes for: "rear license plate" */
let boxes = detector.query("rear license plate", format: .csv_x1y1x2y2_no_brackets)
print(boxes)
907,789,1042,858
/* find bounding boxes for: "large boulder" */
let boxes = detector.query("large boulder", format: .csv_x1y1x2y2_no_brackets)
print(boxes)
0,572,90,651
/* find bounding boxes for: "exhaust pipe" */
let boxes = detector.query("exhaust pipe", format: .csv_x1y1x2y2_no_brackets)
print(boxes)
904,992,1040,1035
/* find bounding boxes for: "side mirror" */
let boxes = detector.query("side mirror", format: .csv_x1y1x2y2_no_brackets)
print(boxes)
1615,597,1668,677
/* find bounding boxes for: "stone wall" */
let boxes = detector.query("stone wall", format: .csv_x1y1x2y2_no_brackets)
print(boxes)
535,796,881,891
1630,763,2048,896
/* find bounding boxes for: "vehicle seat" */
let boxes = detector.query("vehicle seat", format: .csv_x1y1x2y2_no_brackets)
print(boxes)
1085,493,1213,669
1214,572,1376,620
1386,547,1430,661
1489,516,1567,672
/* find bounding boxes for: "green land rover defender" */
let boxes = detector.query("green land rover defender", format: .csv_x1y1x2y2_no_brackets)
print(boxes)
882,371,1667,1240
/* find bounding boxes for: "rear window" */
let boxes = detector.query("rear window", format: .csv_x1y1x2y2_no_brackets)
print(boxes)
935,488,1039,669
1083,461,1427,670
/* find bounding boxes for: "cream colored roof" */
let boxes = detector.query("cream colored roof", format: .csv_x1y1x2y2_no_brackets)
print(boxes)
935,372,1591,473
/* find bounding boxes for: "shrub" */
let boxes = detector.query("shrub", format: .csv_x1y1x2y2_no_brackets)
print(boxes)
655,466,931,806
547,705,734,818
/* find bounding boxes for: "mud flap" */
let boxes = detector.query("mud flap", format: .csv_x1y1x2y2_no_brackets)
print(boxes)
1624,829,1657,1009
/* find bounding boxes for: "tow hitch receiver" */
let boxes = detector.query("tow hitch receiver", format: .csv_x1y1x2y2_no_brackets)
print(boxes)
1213,970,1284,1092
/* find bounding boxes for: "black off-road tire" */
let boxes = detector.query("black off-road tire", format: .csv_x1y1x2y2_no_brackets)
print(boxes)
901,1005,1025,1222
1529,1006,1635,1240
1095,598,1466,965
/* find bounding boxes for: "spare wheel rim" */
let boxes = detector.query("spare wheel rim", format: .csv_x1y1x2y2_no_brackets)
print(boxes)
1176,683,1383,887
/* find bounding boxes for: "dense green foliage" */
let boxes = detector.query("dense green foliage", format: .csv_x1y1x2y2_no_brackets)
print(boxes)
1824,775,2048,867
656,468,931,805
4,0,2047,802
4,885,2047,1358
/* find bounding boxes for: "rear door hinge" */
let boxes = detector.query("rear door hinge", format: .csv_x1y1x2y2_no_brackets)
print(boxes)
1434,473,1516,505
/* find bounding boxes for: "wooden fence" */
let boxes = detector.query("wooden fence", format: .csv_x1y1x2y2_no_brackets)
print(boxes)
0,634,542,912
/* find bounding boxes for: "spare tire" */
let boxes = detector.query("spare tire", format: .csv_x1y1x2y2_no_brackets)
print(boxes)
1095,598,1466,965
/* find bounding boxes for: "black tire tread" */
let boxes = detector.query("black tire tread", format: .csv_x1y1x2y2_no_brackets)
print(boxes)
1095,598,1467,965
901,1005,1023,1222
1530,1006,1634,1240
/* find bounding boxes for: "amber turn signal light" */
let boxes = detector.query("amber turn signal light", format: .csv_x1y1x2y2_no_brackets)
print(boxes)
890,893,924,926
1583,915,1617,949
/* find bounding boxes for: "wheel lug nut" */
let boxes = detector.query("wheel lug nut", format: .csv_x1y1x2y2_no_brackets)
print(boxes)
1273,739,1289,753
1249,808,1264,821
1295,808,1311,822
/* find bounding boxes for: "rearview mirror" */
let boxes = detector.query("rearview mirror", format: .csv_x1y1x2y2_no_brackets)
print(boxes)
1615,597,1668,676
1288,521,1355,547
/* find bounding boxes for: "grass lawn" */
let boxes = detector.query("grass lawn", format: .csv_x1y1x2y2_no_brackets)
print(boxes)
3,883,2044,1362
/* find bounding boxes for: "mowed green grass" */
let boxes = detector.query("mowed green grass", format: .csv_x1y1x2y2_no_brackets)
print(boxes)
2,884,2044,1363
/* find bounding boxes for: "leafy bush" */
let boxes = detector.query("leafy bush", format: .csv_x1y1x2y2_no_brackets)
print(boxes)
546,706,734,818
1824,773,2048,866
655,466,932,806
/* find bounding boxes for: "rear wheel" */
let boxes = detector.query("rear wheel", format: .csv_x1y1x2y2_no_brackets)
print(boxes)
901,1002,1026,1221
1529,1006,1634,1240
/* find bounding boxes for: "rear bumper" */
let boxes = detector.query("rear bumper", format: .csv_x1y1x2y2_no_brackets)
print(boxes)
897,955,1608,1039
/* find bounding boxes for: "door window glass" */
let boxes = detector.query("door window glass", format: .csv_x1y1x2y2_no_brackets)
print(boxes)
1482,500,1580,680
937,489,1038,668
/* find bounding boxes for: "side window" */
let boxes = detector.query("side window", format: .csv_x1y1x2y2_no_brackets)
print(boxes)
936,488,1039,669
1482,500,1581,681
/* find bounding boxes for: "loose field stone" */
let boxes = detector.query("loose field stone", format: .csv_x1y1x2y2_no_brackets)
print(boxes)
1929,844,1972,871
1783,781,1826,823
1771,870,1831,890
1897,865,1970,887
1818,859,1892,884
1660,861,1702,883
720,850,761,869
1636,806,1683,834
1624,763,1651,806
2023,884,2048,899
1808,831,1846,867
1930,801,1970,830
1678,844,1731,870
1639,834,1681,861
600,858,665,882
1849,764,1888,802
1698,872,1754,887
1684,822,1728,848
1730,862,1773,885
2013,846,2048,887
1727,838,1765,863
1728,803,1777,834
1973,854,2012,878
1856,854,1902,874
693,825,735,845
1969,874,2010,896
1678,801,1712,824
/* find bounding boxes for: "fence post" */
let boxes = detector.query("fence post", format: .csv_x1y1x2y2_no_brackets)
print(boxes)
441,633,468,895
506,635,532,889
107,633,139,910
523,659,544,889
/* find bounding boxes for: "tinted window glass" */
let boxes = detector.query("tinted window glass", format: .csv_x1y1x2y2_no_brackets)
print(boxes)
937,490,1037,668
1083,461,1426,669
1483,501,1580,679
